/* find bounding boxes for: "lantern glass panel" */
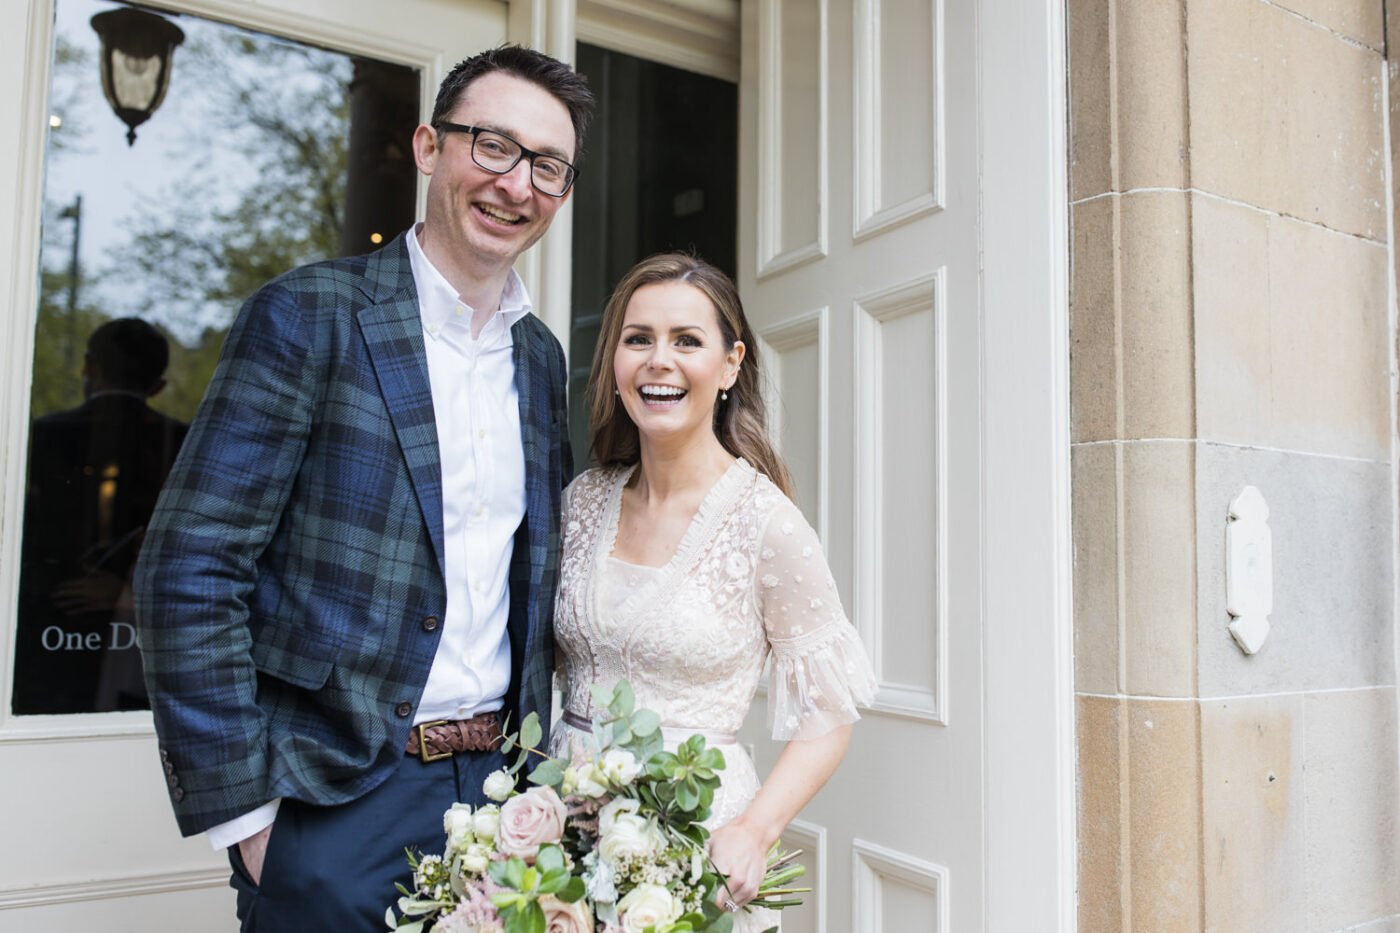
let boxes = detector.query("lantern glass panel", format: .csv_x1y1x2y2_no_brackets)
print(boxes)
110,50,161,110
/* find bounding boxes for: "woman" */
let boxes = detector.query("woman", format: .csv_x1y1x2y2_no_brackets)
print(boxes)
551,253,876,930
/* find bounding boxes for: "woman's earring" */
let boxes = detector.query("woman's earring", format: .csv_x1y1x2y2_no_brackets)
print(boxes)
721,389,729,401
614,388,619,396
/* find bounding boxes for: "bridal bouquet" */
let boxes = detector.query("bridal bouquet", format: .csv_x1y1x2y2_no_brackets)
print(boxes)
388,681,806,933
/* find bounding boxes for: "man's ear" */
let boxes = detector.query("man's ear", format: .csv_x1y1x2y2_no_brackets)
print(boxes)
412,123,440,176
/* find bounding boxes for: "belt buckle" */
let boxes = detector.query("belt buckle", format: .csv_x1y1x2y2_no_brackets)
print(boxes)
416,720,453,763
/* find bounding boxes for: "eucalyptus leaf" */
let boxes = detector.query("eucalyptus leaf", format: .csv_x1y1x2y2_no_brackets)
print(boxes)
610,680,635,717
528,758,565,787
629,708,660,736
590,681,614,708
519,712,543,750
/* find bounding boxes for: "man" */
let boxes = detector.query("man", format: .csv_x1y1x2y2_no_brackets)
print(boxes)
134,46,592,931
14,318,187,715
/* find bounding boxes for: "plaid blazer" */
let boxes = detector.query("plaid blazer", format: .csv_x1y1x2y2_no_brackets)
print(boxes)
133,233,571,836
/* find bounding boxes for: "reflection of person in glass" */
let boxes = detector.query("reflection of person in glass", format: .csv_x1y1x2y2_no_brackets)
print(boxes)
12,317,188,715
134,47,591,932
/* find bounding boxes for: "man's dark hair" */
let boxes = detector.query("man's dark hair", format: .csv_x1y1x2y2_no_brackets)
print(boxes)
431,45,595,159
86,317,170,392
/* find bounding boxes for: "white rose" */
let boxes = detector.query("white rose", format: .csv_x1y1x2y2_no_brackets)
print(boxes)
617,884,681,933
482,769,515,802
598,811,667,865
572,762,609,798
444,803,476,851
460,843,492,874
599,749,642,787
472,804,500,841
598,797,640,834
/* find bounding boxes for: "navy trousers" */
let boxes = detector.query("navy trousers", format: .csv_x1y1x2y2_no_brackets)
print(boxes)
229,746,505,932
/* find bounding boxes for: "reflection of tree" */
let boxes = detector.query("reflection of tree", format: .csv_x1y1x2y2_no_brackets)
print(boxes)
112,32,352,421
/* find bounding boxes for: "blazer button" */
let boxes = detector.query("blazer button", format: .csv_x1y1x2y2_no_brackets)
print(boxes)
422,616,439,632
164,761,175,775
396,701,413,718
166,774,180,789
172,788,185,802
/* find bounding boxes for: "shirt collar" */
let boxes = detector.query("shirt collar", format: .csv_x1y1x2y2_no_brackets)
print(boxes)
405,223,533,341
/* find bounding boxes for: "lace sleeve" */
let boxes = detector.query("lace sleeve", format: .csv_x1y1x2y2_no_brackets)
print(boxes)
757,497,877,741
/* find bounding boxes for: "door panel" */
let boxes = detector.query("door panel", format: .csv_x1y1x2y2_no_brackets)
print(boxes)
739,0,983,929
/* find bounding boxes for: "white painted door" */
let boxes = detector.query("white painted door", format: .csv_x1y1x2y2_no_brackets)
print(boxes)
0,1,506,928
735,0,1067,930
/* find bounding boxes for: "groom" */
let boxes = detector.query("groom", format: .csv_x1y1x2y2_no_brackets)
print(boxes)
134,46,591,931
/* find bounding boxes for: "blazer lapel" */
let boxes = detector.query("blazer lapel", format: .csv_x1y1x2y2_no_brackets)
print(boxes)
357,237,446,574
512,320,550,627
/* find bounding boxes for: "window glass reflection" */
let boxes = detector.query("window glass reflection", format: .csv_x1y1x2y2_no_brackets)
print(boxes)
12,0,419,715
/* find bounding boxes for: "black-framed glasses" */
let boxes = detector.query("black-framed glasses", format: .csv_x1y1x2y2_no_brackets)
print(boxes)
434,122,578,197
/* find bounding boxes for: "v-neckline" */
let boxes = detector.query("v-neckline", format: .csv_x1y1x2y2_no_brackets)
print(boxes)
587,458,751,643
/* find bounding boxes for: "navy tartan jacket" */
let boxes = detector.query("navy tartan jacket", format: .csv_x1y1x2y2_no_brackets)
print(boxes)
133,233,571,836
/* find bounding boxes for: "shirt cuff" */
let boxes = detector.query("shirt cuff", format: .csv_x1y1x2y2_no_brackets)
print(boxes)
207,799,281,851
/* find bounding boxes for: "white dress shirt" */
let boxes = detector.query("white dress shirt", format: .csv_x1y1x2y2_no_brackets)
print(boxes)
207,226,530,849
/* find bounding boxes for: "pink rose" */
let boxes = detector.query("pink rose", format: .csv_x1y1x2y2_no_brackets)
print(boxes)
496,786,567,861
541,894,593,933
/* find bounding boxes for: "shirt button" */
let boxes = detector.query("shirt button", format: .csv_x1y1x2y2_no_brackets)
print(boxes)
475,505,485,517
422,616,439,632
395,701,413,718
455,306,465,317
478,429,486,439
474,581,485,594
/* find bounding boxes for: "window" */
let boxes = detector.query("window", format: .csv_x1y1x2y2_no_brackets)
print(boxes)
12,0,419,715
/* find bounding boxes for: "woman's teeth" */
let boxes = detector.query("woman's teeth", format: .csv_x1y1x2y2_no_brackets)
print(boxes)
639,386,686,405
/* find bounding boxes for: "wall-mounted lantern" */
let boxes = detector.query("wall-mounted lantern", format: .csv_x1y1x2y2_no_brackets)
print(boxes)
90,6,185,146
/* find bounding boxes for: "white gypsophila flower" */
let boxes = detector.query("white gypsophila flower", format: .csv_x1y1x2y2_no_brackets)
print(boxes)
472,804,500,841
599,749,642,787
460,843,492,875
617,883,682,933
414,853,445,890
482,769,515,802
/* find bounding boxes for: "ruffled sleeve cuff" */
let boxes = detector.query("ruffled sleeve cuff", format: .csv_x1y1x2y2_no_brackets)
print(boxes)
766,621,878,741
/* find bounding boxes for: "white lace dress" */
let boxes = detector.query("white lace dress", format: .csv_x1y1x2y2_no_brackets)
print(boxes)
550,459,877,932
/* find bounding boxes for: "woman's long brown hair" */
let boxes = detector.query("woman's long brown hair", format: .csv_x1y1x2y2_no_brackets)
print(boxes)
586,252,795,499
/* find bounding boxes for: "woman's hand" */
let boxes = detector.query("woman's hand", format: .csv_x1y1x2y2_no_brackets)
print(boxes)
708,817,772,909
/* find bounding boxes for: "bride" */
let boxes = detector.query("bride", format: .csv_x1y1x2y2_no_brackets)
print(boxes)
550,253,877,929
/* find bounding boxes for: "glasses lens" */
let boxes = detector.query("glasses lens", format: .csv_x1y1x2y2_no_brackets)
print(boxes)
531,157,574,196
471,130,521,172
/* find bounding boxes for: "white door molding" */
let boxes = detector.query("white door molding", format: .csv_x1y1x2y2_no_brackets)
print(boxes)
978,0,1076,928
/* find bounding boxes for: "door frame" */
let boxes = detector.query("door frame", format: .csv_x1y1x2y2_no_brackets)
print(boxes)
977,0,1076,928
0,0,1074,925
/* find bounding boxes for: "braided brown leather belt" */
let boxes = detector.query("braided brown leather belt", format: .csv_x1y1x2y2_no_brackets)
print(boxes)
405,711,503,762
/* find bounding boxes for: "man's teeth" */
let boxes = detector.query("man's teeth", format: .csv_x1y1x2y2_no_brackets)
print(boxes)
479,204,523,224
